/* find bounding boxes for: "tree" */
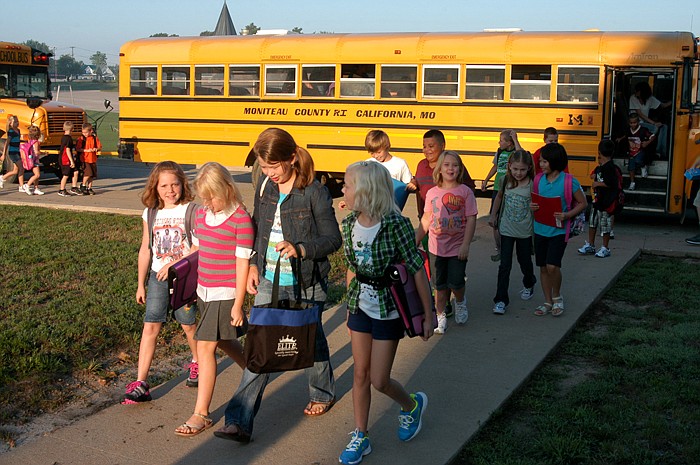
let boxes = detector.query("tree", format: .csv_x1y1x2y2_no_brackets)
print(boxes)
291,27,303,34
314,31,335,34
90,51,108,81
23,40,51,53
150,33,179,37
200,31,215,36
57,54,85,79
242,23,260,35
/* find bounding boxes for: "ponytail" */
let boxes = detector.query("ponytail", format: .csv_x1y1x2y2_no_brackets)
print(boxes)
293,146,315,188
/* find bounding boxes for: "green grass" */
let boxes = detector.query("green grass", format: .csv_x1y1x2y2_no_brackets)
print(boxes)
0,206,347,439
86,110,119,153
456,256,700,465
55,81,118,92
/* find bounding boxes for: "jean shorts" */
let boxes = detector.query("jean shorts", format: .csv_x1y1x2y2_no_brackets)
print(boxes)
144,270,197,325
347,308,405,341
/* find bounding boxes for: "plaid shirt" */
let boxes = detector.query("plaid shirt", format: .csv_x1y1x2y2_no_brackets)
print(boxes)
342,211,424,318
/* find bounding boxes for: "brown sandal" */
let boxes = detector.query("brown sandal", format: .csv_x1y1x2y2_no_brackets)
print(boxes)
303,397,336,416
174,413,213,437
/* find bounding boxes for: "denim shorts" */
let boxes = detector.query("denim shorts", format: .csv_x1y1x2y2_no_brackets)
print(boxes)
347,308,405,341
628,152,646,171
429,253,468,291
8,152,20,164
144,270,197,325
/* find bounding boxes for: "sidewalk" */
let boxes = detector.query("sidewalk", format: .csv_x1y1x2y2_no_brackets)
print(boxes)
1,157,699,465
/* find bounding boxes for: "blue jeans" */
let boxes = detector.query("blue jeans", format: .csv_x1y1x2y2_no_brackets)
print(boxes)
223,276,335,434
494,235,537,305
144,270,196,325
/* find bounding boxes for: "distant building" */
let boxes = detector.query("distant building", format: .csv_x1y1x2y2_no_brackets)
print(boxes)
213,1,236,36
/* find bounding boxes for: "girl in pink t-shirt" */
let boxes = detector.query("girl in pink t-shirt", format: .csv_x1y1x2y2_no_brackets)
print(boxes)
415,151,478,333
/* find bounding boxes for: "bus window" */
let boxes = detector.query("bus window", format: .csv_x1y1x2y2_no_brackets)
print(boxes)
265,65,297,96
465,66,505,100
15,68,49,98
195,66,224,95
380,65,417,99
557,67,599,103
301,65,334,97
422,65,459,99
162,66,190,95
229,65,259,96
340,64,375,98
511,65,551,101
130,67,157,95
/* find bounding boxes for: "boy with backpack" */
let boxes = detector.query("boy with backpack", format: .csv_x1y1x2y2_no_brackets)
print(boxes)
578,139,623,258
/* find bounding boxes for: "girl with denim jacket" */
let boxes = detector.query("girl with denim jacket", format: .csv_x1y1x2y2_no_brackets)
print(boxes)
214,128,342,443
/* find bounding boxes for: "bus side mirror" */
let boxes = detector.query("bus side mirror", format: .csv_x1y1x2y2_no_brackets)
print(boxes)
26,97,43,109
104,99,112,110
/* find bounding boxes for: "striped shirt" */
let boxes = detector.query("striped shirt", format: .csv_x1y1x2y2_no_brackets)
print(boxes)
195,205,254,302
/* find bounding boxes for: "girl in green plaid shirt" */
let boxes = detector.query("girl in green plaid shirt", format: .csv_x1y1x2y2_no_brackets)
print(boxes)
338,161,433,465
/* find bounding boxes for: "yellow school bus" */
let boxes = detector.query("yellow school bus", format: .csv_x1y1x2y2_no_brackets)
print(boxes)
0,41,86,176
119,31,700,214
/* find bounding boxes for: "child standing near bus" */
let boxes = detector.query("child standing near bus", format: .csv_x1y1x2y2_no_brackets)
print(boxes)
530,143,587,317
174,162,252,437
339,160,432,465
58,121,79,197
123,161,199,404
481,129,521,261
488,150,537,314
23,126,44,195
0,115,26,192
415,150,478,332
532,127,564,175
77,122,102,195
364,129,413,184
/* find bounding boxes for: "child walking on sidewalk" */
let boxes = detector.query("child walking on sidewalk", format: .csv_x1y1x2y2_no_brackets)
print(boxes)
339,160,433,465
122,161,199,404
415,150,478,332
488,149,537,314
174,162,252,437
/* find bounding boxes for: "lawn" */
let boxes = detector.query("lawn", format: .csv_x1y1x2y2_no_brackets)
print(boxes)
86,109,119,153
456,255,700,465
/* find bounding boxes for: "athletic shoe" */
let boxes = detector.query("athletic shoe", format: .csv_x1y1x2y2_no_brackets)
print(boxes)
454,298,469,324
121,380,152,404
493,301,506,315
520,287,535,301
578,242,595,255
25,186,33,196
19,185,27,193
339,429,372,465
641,166,648,178
58,189,68,197
33,187,45,195
595,246,611,258
80,185,89,195
398,392,427,442
628,182,636,191
434,313,447,334
88,188,96,196
186,361,199,388
685,233,700,245
0,177,4,189
71,187,84,196
445,299,454,318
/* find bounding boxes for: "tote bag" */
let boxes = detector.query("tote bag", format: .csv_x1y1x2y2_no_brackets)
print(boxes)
244,258,320,374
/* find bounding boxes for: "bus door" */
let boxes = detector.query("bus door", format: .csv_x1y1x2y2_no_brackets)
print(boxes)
605,66,677,213
680,57,700,221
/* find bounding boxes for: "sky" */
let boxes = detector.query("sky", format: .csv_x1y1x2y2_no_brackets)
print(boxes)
3,0,700,66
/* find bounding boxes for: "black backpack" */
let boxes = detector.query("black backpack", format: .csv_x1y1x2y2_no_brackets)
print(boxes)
605,165,625,215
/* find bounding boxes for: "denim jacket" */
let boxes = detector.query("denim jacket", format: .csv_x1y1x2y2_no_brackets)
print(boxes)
251,178,342,286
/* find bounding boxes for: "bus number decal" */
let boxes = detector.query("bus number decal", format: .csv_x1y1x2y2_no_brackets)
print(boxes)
568,114,583,126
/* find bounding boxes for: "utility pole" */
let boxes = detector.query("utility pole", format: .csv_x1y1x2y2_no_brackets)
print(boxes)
70,46,75,57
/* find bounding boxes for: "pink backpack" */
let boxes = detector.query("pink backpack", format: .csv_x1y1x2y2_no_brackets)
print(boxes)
20,140,37,170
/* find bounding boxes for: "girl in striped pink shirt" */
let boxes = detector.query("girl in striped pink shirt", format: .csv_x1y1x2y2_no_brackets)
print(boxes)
175,162,254,437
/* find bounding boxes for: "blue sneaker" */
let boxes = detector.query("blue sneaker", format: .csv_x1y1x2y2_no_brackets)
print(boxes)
398,392,427,441
339,429,371,464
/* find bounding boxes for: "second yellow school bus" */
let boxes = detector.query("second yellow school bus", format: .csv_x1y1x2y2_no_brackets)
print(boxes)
119,31,700,214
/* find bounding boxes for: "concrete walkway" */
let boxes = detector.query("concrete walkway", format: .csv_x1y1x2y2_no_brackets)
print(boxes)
1,157,699,465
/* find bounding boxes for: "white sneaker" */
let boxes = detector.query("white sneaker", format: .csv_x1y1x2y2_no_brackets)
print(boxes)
434,313,447,334
25,185,34,196
595,246,611,258
641,166,648,178
492,301,506,315
628,182,636,191
578,242,595,255
454,298,469,324
19,185,26,193
33,187,45,195
0,177,4,189
520,287,535,300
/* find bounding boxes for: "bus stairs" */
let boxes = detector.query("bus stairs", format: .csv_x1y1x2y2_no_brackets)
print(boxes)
615,159,669,213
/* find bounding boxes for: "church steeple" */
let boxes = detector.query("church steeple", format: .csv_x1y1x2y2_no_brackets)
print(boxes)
213,1,236,36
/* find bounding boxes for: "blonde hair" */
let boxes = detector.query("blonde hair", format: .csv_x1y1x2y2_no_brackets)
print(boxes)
364,129,391,153
6,115,18,132
253,128,315,188
63,121,73,131
194,162,245,211
346,161,399,221
433,150,468,186
27,125,41,141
